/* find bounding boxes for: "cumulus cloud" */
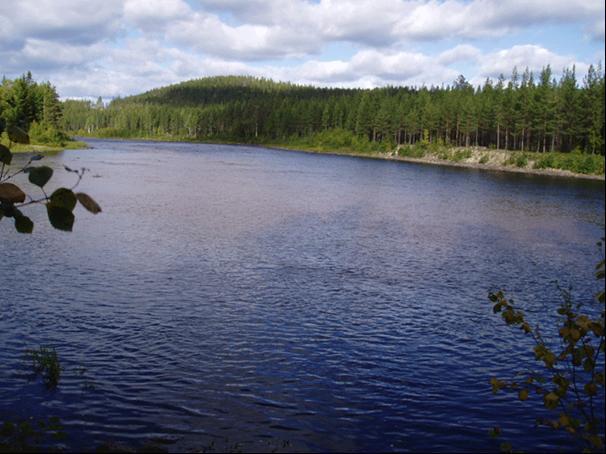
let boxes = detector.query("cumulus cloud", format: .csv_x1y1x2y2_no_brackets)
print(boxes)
0,0,603,97
478,45,589,79
437,45,481,66
394,0,604,40
123,0,190,29
166,12,322,60
191,0,605,47
0,0,123,50
588,18,605,42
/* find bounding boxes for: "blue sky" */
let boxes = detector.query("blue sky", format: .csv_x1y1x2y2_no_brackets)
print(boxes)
1,0,604,98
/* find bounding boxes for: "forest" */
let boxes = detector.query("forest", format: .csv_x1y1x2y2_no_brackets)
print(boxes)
61,65,605,157
0,72,67,146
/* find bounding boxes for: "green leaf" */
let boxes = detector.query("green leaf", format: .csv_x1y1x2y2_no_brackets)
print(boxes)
0,182,26,203
1,206,22,218
50,187,76,211
46,204,74,231
584,383,597,396
490,376,503,394
499,442,512,453
28,166,54,188
76,192,101,214
14,215,34,233
544,392,559,410
489,426,501,438
0,143,13,165
518,389,529,401
7,124,30,144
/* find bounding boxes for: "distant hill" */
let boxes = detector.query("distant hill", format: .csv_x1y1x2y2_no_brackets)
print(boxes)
117,75,360,107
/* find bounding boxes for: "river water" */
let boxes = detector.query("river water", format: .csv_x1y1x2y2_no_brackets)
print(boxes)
1,139,604,452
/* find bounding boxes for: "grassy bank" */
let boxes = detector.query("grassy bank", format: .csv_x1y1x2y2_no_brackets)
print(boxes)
1,133,89,154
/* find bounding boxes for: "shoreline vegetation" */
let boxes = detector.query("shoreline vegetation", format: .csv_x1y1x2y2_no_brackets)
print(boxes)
1,135,89,154
0,72,88,154
74,131,605,180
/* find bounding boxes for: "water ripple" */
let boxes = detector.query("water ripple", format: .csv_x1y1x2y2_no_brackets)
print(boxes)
1,139,604,452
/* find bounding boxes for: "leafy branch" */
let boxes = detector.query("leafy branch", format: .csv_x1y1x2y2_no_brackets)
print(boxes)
489,240,605,452
0,128,101,233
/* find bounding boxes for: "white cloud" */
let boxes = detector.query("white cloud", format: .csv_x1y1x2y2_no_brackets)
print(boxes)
0,0,123,49
437,45,481,66
393,0,604,40
193,0,605,47
166,12,322,60
123,0,190,29
588,17,605,42
476,45,591,84
0,1,603,97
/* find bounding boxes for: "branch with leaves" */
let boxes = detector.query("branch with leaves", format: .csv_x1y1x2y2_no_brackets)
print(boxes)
489,241,605,452
0,128,101,233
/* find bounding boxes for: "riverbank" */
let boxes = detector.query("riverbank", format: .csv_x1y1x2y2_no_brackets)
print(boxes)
76,133,605,181
268,143,605,181
1,137,89,154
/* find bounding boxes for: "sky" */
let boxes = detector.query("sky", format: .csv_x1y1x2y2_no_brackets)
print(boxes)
1,0,604,99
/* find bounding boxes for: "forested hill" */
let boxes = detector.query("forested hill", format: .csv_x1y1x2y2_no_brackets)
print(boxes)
62,66,605,156
118,76,360,107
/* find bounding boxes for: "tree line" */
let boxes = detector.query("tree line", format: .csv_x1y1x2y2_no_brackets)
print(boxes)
58,64,603,155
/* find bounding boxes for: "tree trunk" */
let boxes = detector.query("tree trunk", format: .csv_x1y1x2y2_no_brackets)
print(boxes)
496,123,500,150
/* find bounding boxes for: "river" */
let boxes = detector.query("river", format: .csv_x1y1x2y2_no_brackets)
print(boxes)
1,139,604,452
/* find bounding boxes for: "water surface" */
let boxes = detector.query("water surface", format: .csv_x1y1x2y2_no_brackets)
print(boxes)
1,139,604,452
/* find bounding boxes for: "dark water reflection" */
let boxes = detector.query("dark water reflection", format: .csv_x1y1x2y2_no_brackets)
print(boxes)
1,139,604,452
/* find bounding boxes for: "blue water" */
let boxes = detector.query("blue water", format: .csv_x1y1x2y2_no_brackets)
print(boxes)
1,139,604,452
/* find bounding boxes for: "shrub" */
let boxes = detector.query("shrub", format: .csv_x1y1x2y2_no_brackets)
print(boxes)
399,145,426,158
28,122,69,145
533,152,605,175
451,149,472,162
515,153,528,168
505,152,528,168
437,150,450,160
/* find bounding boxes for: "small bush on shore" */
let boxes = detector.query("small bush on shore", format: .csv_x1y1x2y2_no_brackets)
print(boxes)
505,152,529,168
451,149,472,162
399,145,426,158
533,152,605,175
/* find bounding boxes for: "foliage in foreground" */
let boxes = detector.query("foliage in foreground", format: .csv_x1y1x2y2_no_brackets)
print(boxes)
0,72,68,148
489,242,605,452
0,129,101,234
